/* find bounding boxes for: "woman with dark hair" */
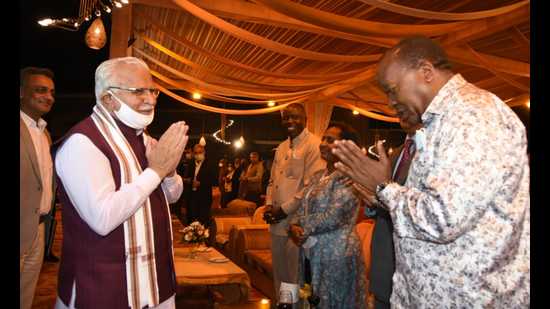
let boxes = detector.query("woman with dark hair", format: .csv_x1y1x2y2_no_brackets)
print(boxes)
288,122,366,308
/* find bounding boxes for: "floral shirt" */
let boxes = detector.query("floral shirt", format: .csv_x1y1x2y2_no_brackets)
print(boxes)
377,74,530,308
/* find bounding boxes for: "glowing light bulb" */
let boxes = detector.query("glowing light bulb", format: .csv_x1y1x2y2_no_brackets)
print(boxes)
267,100,276,107
260,299,270,304
352,110,359,115
192,92,202,100
121,0,129,4
38,18,54,26
199,136,206,146
105,7,112,13
526,100,530,108
114,1,123,8
234,140,243,149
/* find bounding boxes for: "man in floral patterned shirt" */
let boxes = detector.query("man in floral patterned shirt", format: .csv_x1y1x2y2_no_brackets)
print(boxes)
333,36,530,308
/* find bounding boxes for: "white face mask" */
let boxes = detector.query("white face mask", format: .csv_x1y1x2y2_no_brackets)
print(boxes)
108,90,154,129
195,153,205,162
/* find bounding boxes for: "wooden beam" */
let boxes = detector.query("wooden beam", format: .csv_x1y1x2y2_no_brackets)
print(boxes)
132,0,528,77
439,5,529,47
505,93,530,108
510,26,530,47
335,96,394,115
132,0,180,10
110,4,133,58
307,66,377,102
446,46,529,78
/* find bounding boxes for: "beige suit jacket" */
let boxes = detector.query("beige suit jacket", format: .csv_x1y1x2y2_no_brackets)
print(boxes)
20,117,54,257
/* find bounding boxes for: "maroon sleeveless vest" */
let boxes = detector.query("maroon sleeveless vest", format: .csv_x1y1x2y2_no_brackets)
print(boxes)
55,116,176,309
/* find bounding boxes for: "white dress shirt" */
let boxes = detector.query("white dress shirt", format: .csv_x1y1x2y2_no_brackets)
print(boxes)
54,132,182,309
55,133,183,236
20,110,53,216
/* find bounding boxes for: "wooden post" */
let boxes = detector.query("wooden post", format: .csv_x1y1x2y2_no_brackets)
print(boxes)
109,4,133,58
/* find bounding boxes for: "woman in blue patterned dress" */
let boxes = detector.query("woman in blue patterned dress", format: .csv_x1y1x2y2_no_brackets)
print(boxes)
289,122,367,309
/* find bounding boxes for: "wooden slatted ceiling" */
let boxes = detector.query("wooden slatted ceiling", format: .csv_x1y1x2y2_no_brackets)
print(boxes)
127,0,530,119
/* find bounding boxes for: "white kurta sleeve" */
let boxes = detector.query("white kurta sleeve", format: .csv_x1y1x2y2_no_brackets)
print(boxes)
55,133,162,236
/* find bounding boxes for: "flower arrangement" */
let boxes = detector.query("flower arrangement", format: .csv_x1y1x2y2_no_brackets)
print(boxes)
180,221,209,245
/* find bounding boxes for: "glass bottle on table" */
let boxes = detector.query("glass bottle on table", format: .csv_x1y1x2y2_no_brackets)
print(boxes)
278,290,293,309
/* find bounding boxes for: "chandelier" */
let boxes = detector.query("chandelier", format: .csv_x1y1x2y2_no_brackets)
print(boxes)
37,0,130,49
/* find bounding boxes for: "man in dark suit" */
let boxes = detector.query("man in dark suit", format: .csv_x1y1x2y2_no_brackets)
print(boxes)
351,119,420,308
182,143,217,227
366,120,421,309
173,148,193,223
230,157,245,200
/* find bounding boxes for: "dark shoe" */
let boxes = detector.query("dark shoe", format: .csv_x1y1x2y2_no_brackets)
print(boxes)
44,254,60,263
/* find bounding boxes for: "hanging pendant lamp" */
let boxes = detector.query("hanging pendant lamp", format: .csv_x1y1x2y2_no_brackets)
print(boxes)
85,17,107,50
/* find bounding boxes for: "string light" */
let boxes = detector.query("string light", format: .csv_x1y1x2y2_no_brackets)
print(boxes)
526,100,530,108
38,18,54,26
192,92,202,100
212,120,234,144
352,110,359,115
267,100,276,107
37,0,129,35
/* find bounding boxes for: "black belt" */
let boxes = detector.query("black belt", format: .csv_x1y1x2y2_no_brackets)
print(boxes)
39,214,49,224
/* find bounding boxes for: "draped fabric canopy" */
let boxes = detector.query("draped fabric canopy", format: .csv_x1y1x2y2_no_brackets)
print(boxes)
111,0,530,135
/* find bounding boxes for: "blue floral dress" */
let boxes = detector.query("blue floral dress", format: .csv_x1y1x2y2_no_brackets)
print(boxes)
291,170,367,309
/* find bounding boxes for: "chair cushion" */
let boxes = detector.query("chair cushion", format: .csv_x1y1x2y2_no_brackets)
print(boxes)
245,249,273,274
215,234,230,246
214,217,252,234
228,199,257,214
252,205,267,224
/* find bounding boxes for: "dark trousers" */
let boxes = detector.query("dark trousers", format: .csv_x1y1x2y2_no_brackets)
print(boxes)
43,204,57,256
374,298,391,309
186,195,211,227
172,200,186,225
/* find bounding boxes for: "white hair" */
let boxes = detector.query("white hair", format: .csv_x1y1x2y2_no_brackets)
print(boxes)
94,56,150,104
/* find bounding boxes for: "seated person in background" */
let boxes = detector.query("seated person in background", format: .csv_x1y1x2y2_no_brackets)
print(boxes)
288,122,367,308
239,151,264,206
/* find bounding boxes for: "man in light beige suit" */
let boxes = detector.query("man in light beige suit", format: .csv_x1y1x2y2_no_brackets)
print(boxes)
263,103,325,306
20,67,56,309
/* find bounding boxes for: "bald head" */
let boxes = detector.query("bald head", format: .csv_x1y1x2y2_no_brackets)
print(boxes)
376,36,454,129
